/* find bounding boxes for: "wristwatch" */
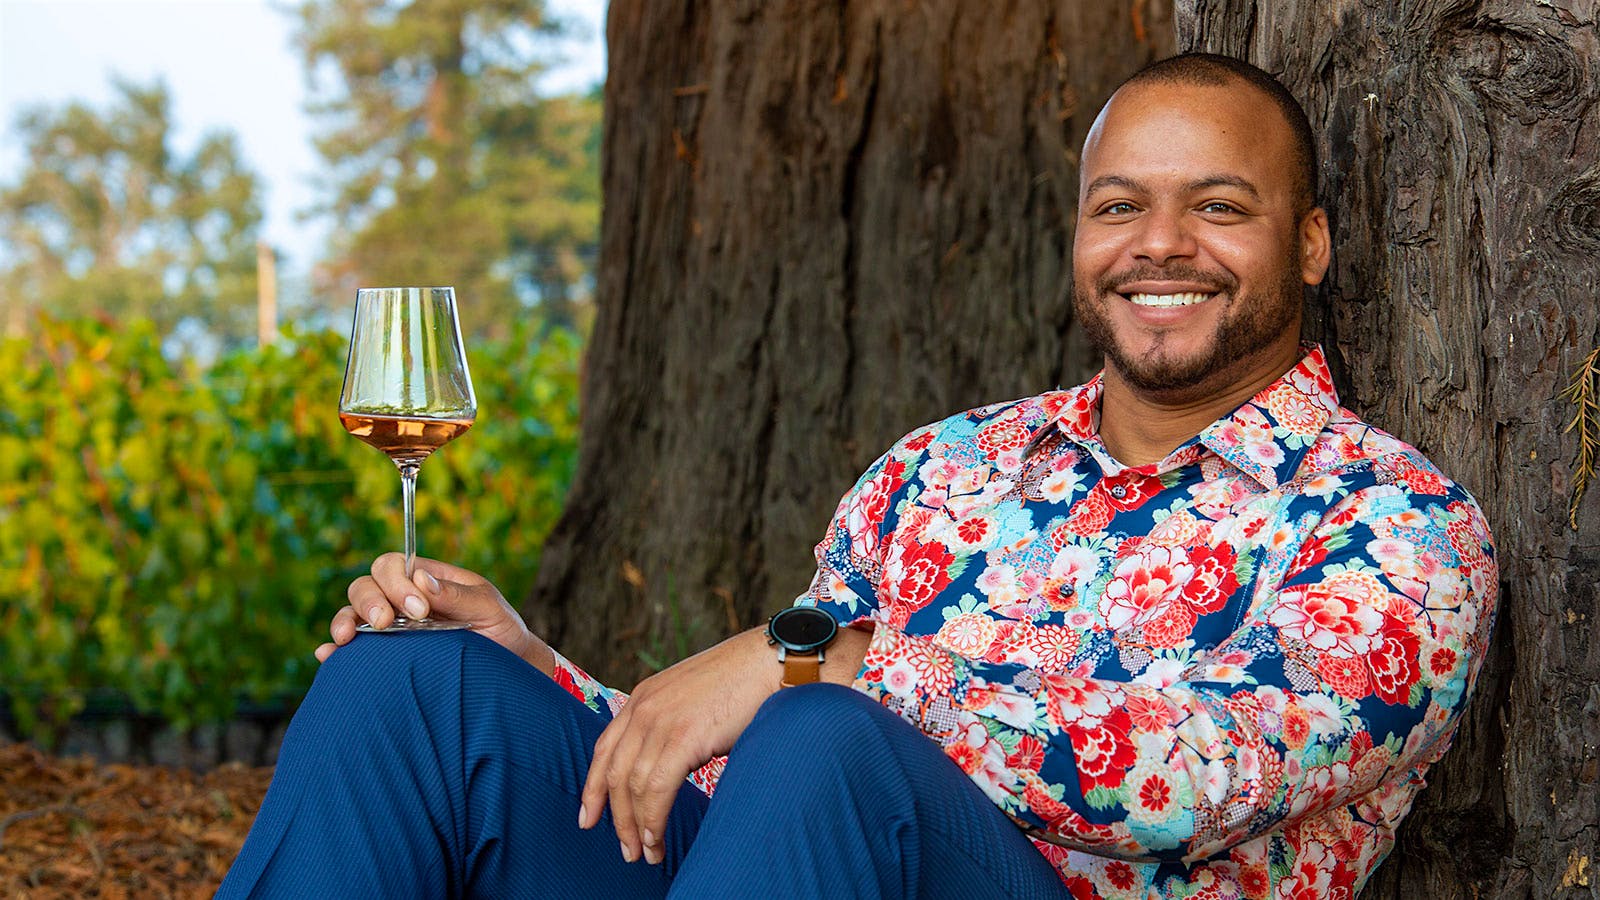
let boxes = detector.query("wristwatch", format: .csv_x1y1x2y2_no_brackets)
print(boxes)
765,606,838,687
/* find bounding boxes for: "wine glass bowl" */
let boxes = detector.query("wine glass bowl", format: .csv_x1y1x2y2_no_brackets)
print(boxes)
339,286,476,632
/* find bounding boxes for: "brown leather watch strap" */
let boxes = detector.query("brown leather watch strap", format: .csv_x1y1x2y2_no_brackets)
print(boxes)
780,650,822,687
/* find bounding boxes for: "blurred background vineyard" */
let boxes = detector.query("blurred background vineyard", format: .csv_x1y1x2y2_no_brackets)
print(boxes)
0,0,601,754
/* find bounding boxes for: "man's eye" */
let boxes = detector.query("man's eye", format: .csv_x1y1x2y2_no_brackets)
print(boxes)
1099,202,1137,216
1201,201,1241,214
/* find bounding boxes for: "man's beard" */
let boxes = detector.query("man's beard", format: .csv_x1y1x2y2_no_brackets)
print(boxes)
1072,250,1305,397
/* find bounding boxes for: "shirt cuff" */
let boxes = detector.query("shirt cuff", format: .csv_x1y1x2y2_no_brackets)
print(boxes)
548,646,628,718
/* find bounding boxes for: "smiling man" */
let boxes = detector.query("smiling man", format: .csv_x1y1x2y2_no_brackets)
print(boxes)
1073,57,1330,470
222,54,1497,899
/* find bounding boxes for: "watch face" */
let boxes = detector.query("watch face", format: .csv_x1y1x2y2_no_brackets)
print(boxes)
770,606,837,652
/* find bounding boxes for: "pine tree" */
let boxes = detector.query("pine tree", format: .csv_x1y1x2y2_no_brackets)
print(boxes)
296,0,600,336
0,79,263,345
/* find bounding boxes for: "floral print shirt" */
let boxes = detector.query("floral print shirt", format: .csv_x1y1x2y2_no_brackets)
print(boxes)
552,345,1497,898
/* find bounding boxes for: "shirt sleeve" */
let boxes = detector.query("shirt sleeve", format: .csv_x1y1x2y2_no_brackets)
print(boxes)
548,646,628,717
797,424,937,619
807,451,1498,863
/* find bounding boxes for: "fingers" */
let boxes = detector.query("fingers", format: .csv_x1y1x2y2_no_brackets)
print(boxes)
408,555,490,587
347,571,398,629
316,606,362,662
582,710,646,861
580,710,623,830
369,553,498,623
571,632,775,867
578,694,692,867
608,752,643,863
354,554,467,627
331,555,458,649
326,555,527,657
407,566,456,621
369,554,427,623
582,709,650,862
628,740,675,866
330,604,361,644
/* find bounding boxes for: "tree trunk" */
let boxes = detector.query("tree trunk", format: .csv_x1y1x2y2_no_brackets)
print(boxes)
528,0,1173,686
1178,2,1600,897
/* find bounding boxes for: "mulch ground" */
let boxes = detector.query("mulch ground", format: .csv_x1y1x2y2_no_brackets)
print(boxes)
0,742,271,899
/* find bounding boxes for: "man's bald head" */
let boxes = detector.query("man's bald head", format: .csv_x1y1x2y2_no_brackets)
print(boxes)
1115,53,1318,215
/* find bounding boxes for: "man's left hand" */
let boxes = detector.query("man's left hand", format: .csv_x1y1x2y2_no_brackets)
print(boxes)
577,627,778,865
578,622,872,865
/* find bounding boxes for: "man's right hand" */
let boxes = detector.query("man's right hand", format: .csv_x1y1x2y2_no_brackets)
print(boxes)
315,552,556,676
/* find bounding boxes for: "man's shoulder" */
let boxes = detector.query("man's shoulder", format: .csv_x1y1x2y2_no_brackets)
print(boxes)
886,389,1074,458
1302,406,1486,513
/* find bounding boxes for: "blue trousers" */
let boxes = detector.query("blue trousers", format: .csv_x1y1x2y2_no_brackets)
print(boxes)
219,631,1067,898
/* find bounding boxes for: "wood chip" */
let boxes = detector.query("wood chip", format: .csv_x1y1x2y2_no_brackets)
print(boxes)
0,742,270,897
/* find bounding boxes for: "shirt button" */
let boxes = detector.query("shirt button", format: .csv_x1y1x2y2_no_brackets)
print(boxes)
1110,485,1126,498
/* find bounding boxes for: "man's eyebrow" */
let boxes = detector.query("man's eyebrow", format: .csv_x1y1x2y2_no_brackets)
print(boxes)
1083,175,1147,196
1186,175,1262,199
1082,173,1264,200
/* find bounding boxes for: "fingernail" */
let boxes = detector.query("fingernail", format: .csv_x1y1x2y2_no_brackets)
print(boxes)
404,595,427,618
577,802,587,828
368,605,385,624
620,840,635,863
642,831,661,865
420,571,440,593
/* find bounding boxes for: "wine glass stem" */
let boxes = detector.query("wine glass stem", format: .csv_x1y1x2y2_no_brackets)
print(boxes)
399,462,420,580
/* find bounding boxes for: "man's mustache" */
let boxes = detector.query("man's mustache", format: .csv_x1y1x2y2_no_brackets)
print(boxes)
1095,264,1238,296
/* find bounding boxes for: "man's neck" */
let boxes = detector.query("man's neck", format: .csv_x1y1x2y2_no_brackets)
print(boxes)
1097,346,1303,468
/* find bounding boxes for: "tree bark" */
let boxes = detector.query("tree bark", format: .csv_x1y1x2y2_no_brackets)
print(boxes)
1178,2,1599,897
528,0,1173,685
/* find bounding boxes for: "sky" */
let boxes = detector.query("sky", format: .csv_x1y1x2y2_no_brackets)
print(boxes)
0,0,607,275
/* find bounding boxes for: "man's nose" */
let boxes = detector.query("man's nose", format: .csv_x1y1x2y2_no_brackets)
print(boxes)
1130,209,1196,266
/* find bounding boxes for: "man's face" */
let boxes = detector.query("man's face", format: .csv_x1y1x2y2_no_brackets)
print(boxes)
1071,79,1329,402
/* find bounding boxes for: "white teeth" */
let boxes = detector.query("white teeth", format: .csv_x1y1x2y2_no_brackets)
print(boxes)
1127,292,1211,307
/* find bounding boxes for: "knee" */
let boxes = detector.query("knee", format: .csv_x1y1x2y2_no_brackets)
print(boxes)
313,631,547,717
737,683,897,767
719,685,919,822
315,629,472,688
296,632,576,754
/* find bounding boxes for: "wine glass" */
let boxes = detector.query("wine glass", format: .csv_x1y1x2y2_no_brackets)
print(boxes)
338,287,476,632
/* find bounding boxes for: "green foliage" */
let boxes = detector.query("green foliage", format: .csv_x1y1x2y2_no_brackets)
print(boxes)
296,0,601,334
0,315,579,740
1562,347,1600,530
0,80,263,346
635,571,694,673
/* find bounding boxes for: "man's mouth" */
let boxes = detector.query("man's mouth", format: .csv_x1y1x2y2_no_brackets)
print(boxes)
1124,291,1214,308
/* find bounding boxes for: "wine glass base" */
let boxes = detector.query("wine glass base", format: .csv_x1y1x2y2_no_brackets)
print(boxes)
356,617,473,633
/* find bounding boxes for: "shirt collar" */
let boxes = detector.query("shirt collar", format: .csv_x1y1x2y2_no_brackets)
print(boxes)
1049,344,1341,489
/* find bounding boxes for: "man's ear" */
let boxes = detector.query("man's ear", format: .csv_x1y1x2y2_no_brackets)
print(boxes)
1300,207,1332,286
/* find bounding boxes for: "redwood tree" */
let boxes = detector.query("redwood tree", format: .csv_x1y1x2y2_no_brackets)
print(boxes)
529,0,1173,677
